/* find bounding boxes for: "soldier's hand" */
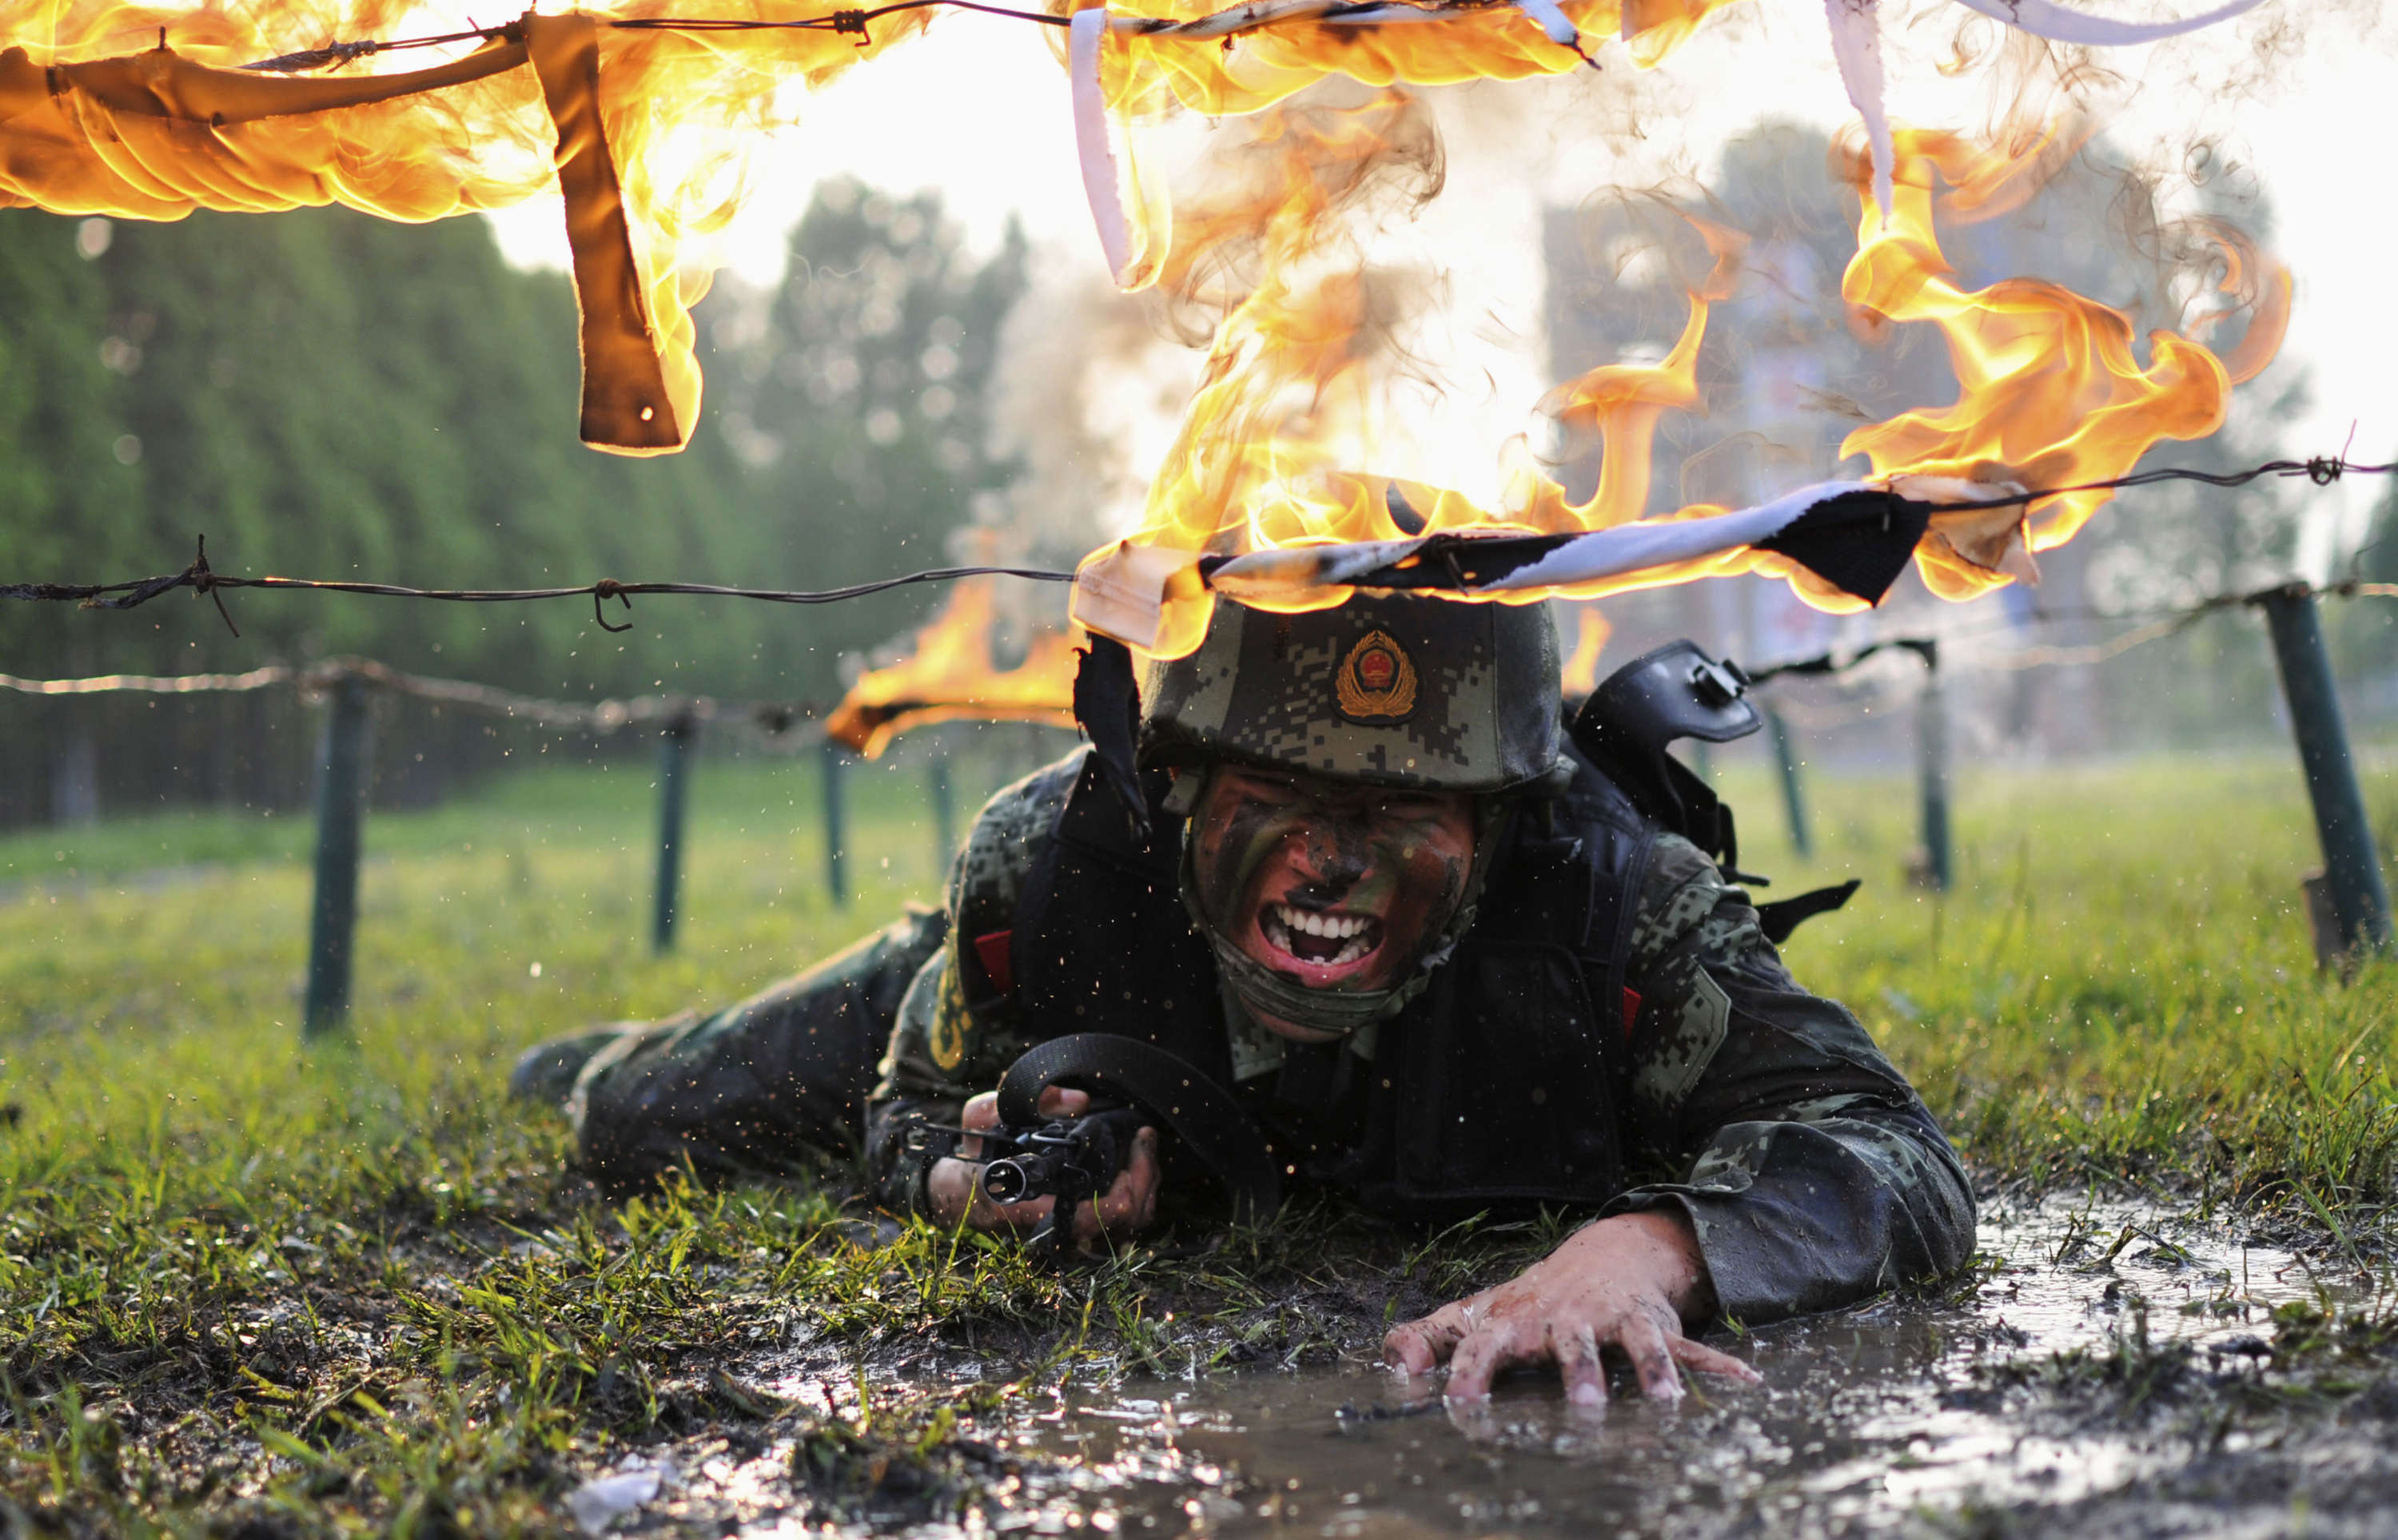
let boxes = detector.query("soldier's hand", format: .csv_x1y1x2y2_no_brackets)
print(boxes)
1382,1210,1760,1405
926,1088,1160,1246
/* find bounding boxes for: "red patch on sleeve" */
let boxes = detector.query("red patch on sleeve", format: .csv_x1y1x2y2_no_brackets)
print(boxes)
1620,987,1642,1039
973,929,1015,996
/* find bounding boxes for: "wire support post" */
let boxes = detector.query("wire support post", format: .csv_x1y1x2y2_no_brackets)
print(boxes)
1764,706,1812,859
652,710,698,953
2258,584,2393,967
303,671,373,1037
1914,644,1951,894
823,738,850,911
929,756,956,876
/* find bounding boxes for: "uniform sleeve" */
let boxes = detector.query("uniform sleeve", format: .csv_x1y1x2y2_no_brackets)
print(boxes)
863,752,1083,1213
1602,835,1977,1327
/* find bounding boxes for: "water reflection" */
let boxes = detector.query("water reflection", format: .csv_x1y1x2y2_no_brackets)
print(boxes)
694,1195,2380,1538
989,1194,2356,1538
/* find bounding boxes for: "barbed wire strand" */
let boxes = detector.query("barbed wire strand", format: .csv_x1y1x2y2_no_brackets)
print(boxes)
0,665,291,696
9,458,2395,636
0,537,1077,639
0,655,833,749
233,0,1530,70
1750,577,2398,693
7,581,2389,743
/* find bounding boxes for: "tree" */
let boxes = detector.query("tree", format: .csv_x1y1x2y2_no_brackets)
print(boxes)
0,188,1030,703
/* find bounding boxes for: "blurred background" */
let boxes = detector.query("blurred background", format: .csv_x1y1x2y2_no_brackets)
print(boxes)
2,5,2395,854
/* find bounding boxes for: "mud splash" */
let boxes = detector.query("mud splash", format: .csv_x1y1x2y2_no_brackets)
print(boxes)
624,1193,2398,1538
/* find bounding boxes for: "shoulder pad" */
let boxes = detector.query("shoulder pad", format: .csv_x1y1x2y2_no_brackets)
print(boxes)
1568,640,1760,877
1577,639,1760,756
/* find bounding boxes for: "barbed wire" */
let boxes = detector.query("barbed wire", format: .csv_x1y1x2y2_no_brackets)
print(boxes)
6,458,2392,636
1744,577,2398,700
0,537,1075,639
10,581,2389,745
232,0,1536,72
0,664,292,696
0,655,834,749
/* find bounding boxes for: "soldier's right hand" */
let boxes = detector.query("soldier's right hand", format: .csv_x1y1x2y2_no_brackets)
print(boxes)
927,1088,1160,1246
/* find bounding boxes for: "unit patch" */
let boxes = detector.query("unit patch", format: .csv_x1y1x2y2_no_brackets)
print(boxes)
1334,629,1419,723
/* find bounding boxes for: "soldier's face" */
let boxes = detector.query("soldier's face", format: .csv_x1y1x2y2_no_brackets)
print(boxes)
1190,766,1478,1039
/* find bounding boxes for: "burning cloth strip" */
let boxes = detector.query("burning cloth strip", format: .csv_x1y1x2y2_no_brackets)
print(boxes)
1072,481,1950,655
0,14,682,452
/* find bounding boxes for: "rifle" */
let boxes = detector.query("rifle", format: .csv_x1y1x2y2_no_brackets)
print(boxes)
958,1034,1282,1257
977,1102,1150,1209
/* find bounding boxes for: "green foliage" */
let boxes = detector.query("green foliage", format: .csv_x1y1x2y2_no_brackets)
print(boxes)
0,193,1026,700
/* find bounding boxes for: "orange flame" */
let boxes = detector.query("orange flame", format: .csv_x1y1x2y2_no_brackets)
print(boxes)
1835,125,2290,599
0,0,1750,450
1085,108,2288,655
1558,603,1609,695
1101,0,1743,121
823,578,1081,758
0,1,947,451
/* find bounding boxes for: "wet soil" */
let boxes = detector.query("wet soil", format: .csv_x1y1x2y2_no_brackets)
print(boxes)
609,1194,2398,1538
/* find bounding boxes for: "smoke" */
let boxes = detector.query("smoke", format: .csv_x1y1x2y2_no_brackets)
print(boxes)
980,246,1191,557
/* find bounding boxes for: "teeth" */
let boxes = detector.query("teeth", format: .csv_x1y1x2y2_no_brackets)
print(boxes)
1272,905,1375,947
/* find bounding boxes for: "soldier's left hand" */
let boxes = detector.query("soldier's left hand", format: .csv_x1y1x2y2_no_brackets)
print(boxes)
1382,1210,1761,1405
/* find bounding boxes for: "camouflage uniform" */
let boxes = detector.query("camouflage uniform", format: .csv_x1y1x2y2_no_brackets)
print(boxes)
862,749,1973,1327
555,595,1974,1328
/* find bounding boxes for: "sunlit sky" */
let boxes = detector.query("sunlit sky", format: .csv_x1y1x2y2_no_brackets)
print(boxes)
489,2,2398,573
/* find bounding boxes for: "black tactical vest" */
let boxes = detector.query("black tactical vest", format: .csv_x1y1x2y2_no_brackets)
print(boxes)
999,746,1658,1224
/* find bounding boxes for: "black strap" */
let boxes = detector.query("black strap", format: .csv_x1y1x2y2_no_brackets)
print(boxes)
1755,879,1862,945
996,1033,1282,1222
1070,635,1149,842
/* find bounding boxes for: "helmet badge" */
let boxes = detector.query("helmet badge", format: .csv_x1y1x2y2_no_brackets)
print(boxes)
1335,629,1419,723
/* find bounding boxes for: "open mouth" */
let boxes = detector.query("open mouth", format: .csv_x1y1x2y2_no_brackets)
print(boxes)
1257,901,1384,976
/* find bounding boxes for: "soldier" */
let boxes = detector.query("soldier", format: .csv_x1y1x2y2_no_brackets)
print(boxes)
514,592,1974,1404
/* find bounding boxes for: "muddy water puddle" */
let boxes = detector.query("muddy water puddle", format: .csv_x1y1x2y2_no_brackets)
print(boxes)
646,1196,2397,1538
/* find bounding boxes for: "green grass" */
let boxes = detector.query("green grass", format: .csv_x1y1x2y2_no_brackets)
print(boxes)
0,742,2391,1533
1723,742,2398,1228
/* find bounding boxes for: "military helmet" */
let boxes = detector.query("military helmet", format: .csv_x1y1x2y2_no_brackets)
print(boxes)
1138,591,1562,793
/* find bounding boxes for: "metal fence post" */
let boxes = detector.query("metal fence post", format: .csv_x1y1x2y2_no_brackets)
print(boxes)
651,712,695,953
1764,705,1812,858
2260,584,2393,961
1914,644,1952,893
822,737,850,909
303,671,372,1037
929,756,956,876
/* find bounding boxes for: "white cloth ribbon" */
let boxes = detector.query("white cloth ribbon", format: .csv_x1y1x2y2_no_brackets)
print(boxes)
1472,481,1874,591
1947,0,2267,46
1202,481,1877,599
1825,0,1893,219
1070,7,1138,288
1513,0,1583,48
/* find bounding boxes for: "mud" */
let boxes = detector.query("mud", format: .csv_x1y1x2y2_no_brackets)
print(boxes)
616,1194,2398,1538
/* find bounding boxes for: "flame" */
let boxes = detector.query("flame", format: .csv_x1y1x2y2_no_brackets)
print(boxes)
0,2,932,451
0,0,1751,450
1100,0,1743,121
823,578,1081,758
1834,125,2289,599
1089,108,2288,655
1558,603,1609,695
1096,91,1513,654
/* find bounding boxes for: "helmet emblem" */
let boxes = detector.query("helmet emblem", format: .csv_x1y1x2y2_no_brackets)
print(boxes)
1335,630,1419,722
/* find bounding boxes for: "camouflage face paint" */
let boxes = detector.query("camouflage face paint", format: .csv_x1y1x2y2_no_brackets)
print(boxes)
1191,767,1477,997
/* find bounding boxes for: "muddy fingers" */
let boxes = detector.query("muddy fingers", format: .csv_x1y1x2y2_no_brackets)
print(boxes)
1556,1322,1607,1409
1441,1317,1538,1401
1383,1299,1476,1376
1619,1312,1685,1403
